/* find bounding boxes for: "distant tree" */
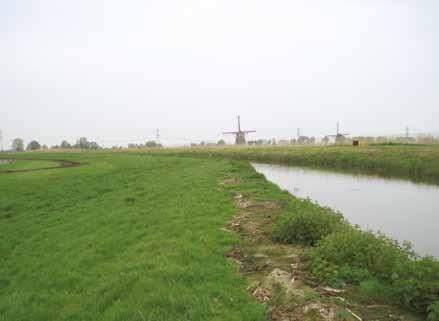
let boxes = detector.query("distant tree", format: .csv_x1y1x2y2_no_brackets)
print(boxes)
51,145,60,149
297,136,310,144
60,140,71,149
42,145,48,150
322,136,330,145
217,139,226,146
27,140,41,151
89,142,100,150
145,141,158,148
12,138,24,152
75,137,90,149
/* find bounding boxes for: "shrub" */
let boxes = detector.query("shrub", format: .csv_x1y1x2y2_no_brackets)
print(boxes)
310,228,408,284
428,301,439,321
392,257,439,314
359,279,397,304
272,198,345,246
310,228,439,315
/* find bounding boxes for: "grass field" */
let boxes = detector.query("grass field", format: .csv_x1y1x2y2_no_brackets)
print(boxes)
0,153,267,321
1,149,437,321
147,144,439,184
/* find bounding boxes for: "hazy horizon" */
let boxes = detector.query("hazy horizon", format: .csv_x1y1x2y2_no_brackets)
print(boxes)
1,0,438,147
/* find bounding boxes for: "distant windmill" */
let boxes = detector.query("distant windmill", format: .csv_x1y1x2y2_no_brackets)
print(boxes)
223,116,256,145
328,122,349,144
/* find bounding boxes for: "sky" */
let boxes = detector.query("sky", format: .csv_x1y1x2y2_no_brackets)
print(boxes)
1,0,438,147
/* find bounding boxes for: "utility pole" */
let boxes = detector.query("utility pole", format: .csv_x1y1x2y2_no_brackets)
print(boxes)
156,128,160,144
297,128,301,138
405,126,410,139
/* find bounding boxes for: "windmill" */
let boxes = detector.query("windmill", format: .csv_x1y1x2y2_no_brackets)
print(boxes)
223,116,256,145
328,122,349,144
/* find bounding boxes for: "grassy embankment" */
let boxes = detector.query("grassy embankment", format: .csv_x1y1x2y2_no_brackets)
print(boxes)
142,145,439,319
148,144,439,184
0,153,267,321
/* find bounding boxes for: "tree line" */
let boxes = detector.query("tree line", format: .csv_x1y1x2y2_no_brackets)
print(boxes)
10,137,101,152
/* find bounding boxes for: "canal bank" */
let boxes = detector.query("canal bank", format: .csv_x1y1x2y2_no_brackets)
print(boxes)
252,163,439,258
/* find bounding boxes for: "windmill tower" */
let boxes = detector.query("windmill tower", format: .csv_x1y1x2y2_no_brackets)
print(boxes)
328,122,349,144
223,116,256,145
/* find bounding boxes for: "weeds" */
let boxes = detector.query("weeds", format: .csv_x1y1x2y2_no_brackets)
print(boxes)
272,199,345,246
309,227,439,317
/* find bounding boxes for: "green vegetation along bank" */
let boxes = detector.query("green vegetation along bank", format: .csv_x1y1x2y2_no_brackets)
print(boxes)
147,144,439,184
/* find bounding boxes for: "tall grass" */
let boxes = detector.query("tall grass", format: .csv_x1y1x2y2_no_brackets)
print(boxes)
148,145,439,184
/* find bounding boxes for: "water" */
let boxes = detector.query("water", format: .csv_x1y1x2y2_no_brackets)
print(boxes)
252,163,439,258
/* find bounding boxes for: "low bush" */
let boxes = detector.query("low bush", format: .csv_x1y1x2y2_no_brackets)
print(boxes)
428,301,439,321
272,198,345,246
359,279,397,304
310,228,409,284
310,228,439,317
392,257,439,314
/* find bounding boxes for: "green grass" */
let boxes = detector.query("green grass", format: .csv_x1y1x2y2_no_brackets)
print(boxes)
146,145,439,184
0,159,58,172
2,148,437,320
0,153,267,321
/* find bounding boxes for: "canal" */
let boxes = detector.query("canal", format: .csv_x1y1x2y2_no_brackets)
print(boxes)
253,163,439,257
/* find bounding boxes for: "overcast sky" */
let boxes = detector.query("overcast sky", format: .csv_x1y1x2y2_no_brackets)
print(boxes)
1,0,437,147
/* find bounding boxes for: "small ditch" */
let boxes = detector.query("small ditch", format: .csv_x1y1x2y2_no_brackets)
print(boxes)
0,159,82,174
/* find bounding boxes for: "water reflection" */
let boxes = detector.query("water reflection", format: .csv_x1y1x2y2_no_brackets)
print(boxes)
252,163,439,258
